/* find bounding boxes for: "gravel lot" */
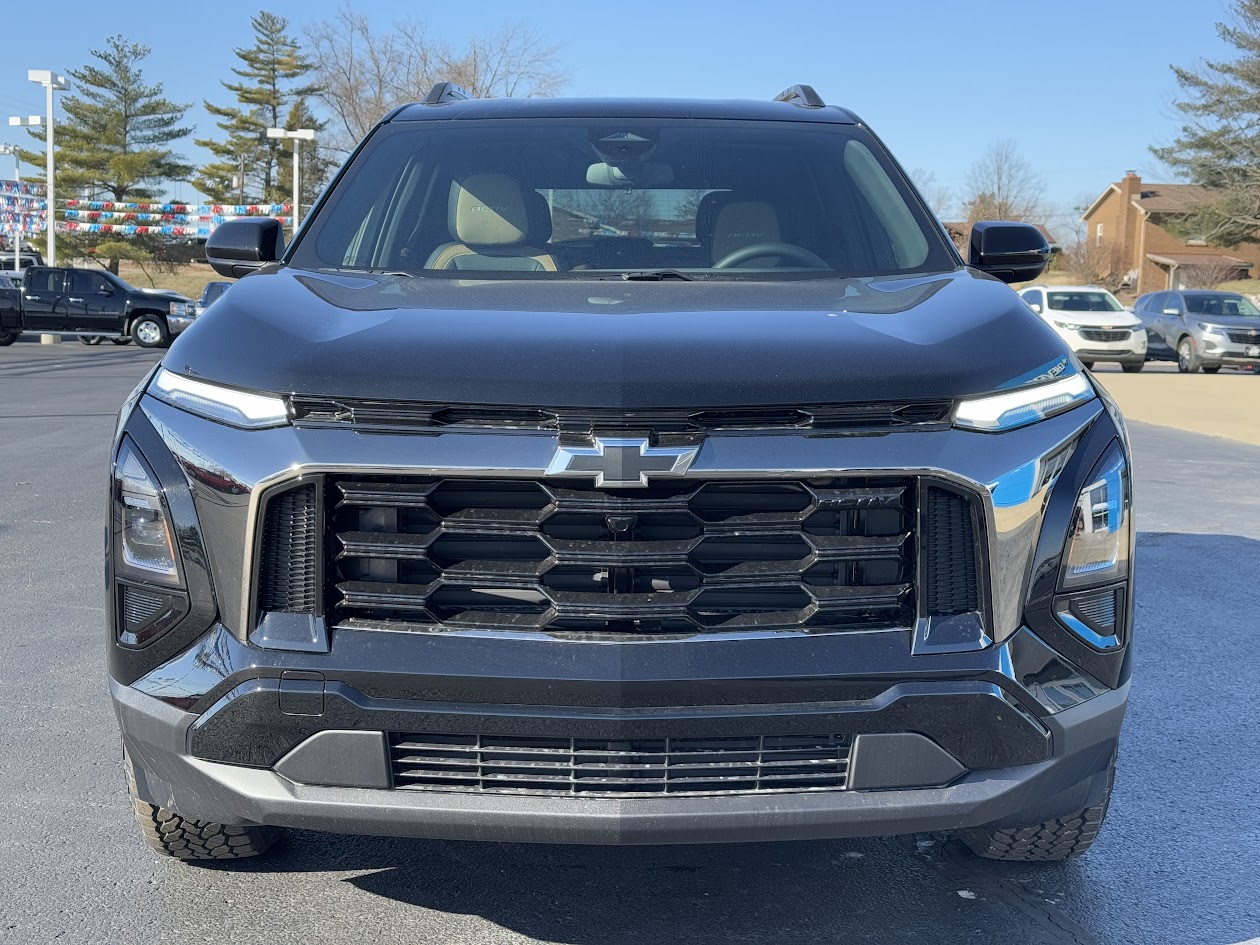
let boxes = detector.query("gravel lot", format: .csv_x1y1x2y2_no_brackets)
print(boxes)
2,340,1257,945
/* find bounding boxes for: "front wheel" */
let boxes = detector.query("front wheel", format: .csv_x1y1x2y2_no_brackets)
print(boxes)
1121,361,1145,373
1202,366,1220,374
126,753,276,861
130,316,169,348
110,337,131,346
1177,338,1200,373
958,755,1115,861
80,335,104,346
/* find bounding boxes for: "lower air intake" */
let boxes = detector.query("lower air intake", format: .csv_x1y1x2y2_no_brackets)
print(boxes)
390,732,851,797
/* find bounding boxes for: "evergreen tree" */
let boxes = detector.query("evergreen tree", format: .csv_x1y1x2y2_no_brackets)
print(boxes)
1153,0,1260,246
17,35,191,272
195,11,320,204
275,97,334,213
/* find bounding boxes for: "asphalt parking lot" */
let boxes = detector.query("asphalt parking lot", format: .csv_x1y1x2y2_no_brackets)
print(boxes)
2,339,1258,945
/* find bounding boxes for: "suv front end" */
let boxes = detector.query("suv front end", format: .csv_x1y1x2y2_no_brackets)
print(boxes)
107,88,1132,864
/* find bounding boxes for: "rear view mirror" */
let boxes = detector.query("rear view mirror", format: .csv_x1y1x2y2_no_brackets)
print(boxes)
586,161,674,188
968,222,1051,284
206,218,285,278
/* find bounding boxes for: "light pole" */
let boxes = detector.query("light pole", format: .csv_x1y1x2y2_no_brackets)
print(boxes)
0,143,19,275
27,71,70,266
266,127,315,232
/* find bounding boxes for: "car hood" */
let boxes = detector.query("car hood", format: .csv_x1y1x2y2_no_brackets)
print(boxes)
167,266,1074,408
1189,315,1260,331
1043,310,1142,329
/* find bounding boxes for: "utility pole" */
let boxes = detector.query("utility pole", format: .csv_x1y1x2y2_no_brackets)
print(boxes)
0,144,18,275
27,70,70,266
266,127,315,233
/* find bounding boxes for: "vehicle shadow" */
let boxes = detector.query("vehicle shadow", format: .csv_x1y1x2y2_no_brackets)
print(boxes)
208,531,1260,945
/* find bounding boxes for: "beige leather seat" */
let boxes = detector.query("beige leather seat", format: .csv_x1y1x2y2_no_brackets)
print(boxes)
425,174,558,271
696,193,783,267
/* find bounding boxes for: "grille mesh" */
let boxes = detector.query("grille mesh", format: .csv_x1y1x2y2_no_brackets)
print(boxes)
329,476,917,635
259,484,319,613
121,586,166,627
923,487,979,616
389,732,851,796
1079,329,1131,342
1070,588,1117,630
1227,328,1260,344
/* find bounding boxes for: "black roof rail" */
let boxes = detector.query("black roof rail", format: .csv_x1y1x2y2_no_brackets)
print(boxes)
423,82,471,106
773,84,826,108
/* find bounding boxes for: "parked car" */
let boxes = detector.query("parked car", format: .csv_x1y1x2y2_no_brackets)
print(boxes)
1133,289,1260,373
0,267,194,347
1018,285,1147,371
108,83,1131,865
195,280,232,317
0,250,45,280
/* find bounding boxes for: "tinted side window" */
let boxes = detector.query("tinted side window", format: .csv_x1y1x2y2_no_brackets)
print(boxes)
1021,288,1045,308
26,269,63,293
69,271,110,294
1163,293,1181,313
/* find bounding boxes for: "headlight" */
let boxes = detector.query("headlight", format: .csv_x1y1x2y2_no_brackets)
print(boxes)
149,368,288,429
114,437,178,583
1053,320,1084,330
1061,445,1130,590
953,374,1095,433
169,301,188,316
1197,322,1226,335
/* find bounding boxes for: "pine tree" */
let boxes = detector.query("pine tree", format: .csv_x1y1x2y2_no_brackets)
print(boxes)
275,98,334,213
18,35,191,201
195,11,320,204
1153,0,1260,246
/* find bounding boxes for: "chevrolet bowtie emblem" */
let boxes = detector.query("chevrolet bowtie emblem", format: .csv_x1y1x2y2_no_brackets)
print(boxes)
546,437,699,488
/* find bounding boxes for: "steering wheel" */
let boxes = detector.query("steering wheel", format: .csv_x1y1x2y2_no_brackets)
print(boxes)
712,242,830,270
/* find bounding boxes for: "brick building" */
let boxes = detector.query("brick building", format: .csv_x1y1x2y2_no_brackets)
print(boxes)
1081,171,1260,294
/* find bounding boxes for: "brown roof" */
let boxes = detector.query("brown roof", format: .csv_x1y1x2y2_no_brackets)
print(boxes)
1133,184,1214,214
1146,252,1250,269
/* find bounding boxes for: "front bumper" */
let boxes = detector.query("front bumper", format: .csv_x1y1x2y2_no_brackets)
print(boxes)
167,315,195,334
115,673,1126,845
1200,339,1260,366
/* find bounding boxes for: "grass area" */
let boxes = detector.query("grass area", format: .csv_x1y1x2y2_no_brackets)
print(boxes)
61,258,223,301
1215,278,1260,296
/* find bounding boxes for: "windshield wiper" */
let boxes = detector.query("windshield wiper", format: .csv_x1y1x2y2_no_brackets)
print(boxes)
619,270,696,281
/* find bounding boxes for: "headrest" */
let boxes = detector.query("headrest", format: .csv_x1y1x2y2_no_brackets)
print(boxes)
449,174,529,246
709,201,781,263
523,189,552,244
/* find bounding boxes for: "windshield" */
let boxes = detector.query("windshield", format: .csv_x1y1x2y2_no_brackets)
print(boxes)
289,118,955,280
1185,294,1260,317
1047,291,1122,312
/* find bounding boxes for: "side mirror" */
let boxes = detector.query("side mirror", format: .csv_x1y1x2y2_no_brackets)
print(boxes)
1162,307,1181,317
1028,302,1042,314
968,221,1051,284
97,286,114,295
206,218,285,278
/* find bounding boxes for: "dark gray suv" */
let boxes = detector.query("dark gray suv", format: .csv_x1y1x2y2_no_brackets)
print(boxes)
1135,289,1260,373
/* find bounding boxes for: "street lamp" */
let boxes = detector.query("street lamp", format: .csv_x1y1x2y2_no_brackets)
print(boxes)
0,143,20,275
266,127,315,231
26,70,70,266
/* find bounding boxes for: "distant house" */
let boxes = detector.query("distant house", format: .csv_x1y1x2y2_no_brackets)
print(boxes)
941,221,1059,256
1081,171,1259,294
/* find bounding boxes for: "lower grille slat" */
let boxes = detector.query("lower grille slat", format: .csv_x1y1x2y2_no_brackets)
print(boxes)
389,732,852,797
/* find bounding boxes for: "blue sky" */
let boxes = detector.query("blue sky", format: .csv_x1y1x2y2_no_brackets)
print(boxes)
0,0,1240,231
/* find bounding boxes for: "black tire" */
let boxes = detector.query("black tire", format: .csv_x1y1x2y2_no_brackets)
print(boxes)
959,757,1114,861
130,315,169,348
1079,360,1094,370
0,330,17,346
1177,337,1200,373
80,335,104,345
125,753,276,862
1202,365,1220,374
1121,361,1144,373
111,337,131,346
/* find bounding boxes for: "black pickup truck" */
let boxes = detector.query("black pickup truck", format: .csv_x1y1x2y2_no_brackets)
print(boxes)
0,266,194,347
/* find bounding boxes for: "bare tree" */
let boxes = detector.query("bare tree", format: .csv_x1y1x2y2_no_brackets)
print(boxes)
306,7,566,152
1180,257,1246,288
962,139,1046,223
1060,239,1129,293
908,168,953,219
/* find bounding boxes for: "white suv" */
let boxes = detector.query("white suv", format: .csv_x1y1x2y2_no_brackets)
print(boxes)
1019,285,1147,372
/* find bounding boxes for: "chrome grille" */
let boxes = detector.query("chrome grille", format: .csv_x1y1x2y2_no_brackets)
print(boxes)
1226,328,1260,345
1079,329,1131,342
389,732,852,796
328,476,918,635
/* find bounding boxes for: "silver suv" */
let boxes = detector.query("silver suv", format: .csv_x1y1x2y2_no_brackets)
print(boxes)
1019,285,1147,372
1134,290,1260,373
